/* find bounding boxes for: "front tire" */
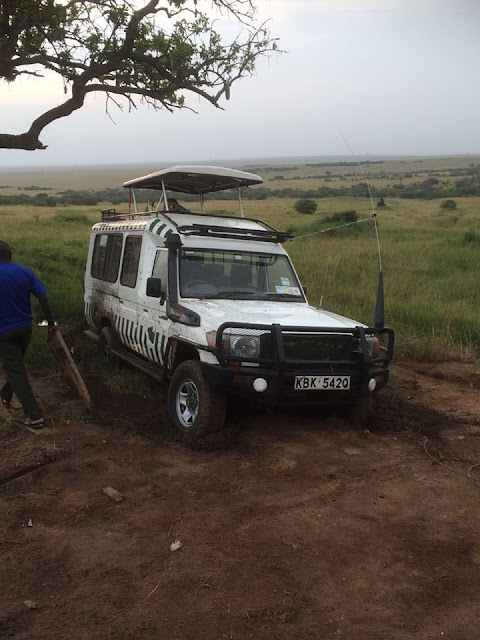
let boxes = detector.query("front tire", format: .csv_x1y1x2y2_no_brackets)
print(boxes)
346,395,373,426
168,360,227,445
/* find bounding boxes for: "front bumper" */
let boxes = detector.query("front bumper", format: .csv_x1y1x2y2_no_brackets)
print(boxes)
202,322,394,407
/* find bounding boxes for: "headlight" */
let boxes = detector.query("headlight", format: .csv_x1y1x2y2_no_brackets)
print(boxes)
230,335,260,359
206,331,260,359
207,330,263,360
357,335,380,358
365,336,380,358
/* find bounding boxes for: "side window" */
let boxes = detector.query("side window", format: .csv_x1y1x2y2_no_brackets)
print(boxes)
91,234,123,282
104,235,123,282
91,234,108,279
152,249,168,295
120,235,142,288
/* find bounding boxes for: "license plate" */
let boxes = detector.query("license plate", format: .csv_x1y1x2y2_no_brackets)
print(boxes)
294,375,350,390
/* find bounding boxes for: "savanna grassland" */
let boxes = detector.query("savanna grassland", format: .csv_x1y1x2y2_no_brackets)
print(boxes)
0,155,479,365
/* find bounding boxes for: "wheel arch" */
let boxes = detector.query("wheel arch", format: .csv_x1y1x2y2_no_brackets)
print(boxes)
166,338,201,375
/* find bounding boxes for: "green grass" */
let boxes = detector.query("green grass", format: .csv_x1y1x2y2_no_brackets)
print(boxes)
284,198,480,360
1,205,95,323
1,161,479,367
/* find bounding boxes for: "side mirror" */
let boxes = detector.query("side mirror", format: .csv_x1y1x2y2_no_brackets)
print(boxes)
302,285,308,296
146,277,162,298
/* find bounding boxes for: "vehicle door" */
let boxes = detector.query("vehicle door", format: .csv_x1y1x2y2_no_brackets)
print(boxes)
136,246,170,366
116,234,143,353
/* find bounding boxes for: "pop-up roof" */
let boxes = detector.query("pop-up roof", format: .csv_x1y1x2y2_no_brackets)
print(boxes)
123,165,263,194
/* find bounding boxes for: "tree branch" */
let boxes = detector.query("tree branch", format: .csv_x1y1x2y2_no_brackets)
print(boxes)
0,0,279,150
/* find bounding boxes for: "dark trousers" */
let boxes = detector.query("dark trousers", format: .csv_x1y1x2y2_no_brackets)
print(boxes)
0,326,43,420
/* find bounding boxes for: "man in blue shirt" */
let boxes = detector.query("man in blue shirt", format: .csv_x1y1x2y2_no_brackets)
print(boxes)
0,241,56,428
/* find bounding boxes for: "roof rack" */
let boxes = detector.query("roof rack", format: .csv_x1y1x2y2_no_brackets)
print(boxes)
99,209,292,243
101,208,155,222
161,212,293,244
175,223,292,244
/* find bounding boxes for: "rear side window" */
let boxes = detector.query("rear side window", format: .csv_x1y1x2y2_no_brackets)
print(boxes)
120,236,142,288
152,249,168,280
91,234,123,282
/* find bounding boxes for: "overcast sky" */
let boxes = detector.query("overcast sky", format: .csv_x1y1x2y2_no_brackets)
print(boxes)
1,0,479,167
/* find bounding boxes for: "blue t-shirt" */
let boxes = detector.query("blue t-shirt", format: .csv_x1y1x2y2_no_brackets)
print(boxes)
0,263,48,334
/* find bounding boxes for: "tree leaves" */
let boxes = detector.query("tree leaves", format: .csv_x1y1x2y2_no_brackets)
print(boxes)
0,0,279,150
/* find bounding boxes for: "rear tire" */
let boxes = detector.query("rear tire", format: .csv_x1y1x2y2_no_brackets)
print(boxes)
168,360,227,446
97,326,115,360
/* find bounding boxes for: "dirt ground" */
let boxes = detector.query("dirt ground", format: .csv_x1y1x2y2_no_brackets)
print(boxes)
1,356,480,640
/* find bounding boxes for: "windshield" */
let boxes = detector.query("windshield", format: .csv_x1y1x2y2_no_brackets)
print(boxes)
179,250,304,301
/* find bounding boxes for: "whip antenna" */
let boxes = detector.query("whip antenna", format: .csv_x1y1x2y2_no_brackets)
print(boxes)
338,130,385,328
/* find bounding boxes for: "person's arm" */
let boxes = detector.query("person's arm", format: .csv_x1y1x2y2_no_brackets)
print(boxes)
37,295,57,338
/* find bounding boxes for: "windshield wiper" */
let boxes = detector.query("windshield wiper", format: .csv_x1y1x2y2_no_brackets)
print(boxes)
265,293,303,300
206,290,259,299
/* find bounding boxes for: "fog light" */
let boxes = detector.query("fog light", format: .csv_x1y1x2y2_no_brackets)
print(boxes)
368,377,377,392
253,378,268,393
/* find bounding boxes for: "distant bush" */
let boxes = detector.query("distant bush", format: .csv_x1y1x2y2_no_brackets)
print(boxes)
440,199,457,210
462,229,480,245
287,211,367,240
324,210,358,224
294,198,318,215
33,193,57,207
377,197,386,208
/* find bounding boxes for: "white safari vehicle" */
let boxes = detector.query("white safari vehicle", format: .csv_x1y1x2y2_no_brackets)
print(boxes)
84,166,394,443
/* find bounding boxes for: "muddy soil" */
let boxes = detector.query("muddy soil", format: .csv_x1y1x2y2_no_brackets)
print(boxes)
1,359,479,640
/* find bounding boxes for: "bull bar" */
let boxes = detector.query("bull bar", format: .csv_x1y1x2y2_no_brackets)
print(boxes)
201,323,395,405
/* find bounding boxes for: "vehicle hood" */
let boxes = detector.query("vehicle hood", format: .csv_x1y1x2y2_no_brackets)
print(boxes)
182,299,364,330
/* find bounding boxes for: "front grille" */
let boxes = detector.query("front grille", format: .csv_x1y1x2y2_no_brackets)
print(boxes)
282,332,357,362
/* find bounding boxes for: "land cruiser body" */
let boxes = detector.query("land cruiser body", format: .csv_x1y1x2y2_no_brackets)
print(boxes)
84,166,394,443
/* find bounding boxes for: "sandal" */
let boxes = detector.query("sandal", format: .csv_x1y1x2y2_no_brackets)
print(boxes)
24,417,45,429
